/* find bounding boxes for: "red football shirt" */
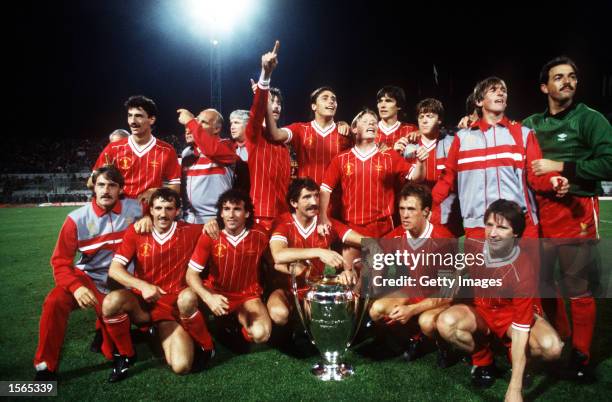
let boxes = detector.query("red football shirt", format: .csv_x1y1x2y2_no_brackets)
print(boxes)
113,222,202,294
189,226,269,293
321,146,411,225
246,83,291,219
282,121,352,185
94,136,181,198
376,121,418,148
472,244,537,332
270,212,351,278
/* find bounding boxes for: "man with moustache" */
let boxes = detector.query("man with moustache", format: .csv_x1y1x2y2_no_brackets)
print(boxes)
33,166,143,380
523,56,612,379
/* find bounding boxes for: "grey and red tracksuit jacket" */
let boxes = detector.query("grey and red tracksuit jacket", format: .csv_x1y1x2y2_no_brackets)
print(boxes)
432,117,556,230
50,198,142,294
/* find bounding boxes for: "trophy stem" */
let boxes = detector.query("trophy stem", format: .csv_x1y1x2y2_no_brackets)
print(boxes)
311,362,354,381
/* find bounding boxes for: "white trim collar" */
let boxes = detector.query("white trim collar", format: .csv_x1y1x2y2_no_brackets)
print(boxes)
405,221,433,249
153,221,177,246
128,135,157,158
351,145,378,162
378,120,401,135
311,120,336,138
484,242,521,267
291,214,317,239
223,227,249,247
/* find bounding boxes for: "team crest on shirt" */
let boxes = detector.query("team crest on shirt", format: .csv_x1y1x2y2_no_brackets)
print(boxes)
374,162,384,173
344,162,355,176
149,160,160,168
214,243,227,258
118,156,133,170
86,221,97,236
304,134,314,148
557,133,567,142
138,243,152,258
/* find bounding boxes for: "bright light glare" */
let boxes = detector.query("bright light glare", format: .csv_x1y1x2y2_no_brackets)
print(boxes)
184,0,253,39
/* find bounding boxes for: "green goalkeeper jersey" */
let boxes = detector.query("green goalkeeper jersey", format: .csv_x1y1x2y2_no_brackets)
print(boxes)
523,103,612,196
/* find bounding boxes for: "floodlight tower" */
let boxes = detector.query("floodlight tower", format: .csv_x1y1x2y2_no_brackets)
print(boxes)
210,39,222,112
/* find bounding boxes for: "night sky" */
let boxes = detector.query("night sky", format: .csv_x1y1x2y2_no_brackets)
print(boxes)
13,0,612,144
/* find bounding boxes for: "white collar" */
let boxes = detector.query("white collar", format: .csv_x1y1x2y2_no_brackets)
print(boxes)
128,135,157,157
378,120,401,135
351,145,378,161
223,227,249,247
484,242,521,267
311,120,336,137
291,214,317,239
405,221,433,249
152,221,177,246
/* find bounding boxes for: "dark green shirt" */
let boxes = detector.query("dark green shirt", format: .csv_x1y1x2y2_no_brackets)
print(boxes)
523,103,612,196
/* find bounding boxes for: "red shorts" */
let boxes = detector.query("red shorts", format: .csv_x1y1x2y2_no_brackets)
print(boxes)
475,304,537,340
203,280,261,314
538,195,599,239
349,215,394,238
131,290,179,323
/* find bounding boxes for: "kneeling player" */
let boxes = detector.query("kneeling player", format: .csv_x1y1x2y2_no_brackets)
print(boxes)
187,190,272,344
368,183,453,364
33,167,143,380
268,178,364,328
436,200,563,399
102,189,214,382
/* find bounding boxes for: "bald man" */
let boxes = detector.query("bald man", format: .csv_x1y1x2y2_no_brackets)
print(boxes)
177,107,239,223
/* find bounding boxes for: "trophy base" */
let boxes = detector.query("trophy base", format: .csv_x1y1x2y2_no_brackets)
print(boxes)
311,362,354,381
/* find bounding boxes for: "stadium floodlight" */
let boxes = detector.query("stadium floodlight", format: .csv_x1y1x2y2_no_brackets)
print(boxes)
182,0,255,112
184,0,254,40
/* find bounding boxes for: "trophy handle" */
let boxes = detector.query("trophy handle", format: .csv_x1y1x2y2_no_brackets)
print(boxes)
347,258,371,348
290,262,315,345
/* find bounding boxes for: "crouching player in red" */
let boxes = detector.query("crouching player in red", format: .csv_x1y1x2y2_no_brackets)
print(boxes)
102,188,214,382
437,200,563,401
268,178,365,328
187,190,272,344
368,183,454,365
33,167,143,381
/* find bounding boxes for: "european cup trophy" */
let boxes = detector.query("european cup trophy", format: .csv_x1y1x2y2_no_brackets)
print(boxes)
290,261,370,381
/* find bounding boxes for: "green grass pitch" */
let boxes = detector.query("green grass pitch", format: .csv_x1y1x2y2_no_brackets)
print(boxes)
1,204,611,401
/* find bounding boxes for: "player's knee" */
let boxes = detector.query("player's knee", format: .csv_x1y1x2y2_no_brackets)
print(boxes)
268,305,289,326
177,288,199,316
538,334,563,361
250,322,271,344
369,301,386,322
170,357,192,375
436,311,458,340
418,313,436,337
102,290,127,316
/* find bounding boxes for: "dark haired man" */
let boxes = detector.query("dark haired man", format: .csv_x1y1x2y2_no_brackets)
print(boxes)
437,199,563,400
523,56,612,379
267,178,364,327
34,166,143,380
92,95,181,204
375,85,418,148
103,188,214,381
187,190,272,344
369,183,453,364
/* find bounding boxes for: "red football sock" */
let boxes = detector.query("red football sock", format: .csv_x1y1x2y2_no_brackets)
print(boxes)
542,295,571,340
241,326,254,343
471,339,493,367
103,313,135,357
570,296,596,363
180,311,214,351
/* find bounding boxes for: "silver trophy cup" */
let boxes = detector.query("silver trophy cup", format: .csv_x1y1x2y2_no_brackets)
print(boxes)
291,263,369,381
